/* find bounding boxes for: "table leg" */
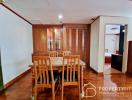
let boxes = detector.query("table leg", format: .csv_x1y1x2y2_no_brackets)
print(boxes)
80,65,84,98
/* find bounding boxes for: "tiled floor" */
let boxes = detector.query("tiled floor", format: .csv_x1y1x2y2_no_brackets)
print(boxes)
0,68,132,100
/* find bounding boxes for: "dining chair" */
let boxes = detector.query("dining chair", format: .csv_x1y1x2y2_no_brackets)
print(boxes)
61,55,80,100
62,51,71,56
49,51,58,57
32,56,58,100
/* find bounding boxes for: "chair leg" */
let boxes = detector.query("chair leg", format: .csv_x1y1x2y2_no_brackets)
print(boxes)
61,86,64,100
52,85,55,100
34,87,37,100
78,85,81,100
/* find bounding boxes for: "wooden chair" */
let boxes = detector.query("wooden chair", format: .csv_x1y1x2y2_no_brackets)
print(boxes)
32,56,58,100
49,51,58,57
61,55,80,100
62,51,71,56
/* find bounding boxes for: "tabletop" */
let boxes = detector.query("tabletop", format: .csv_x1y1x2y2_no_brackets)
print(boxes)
50,57,86,67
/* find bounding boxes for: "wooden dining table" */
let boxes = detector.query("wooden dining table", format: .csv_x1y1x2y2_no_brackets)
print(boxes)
30,57,86,96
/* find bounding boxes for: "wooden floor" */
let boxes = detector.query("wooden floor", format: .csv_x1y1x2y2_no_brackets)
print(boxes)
0,68,132,100
104,64,122,74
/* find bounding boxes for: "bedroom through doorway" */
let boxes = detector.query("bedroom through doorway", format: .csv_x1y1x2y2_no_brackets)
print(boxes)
104,24,127,75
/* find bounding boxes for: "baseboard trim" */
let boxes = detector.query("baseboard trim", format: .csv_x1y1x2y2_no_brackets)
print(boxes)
4,68,31,89
89,66,103,77
98,72,104,77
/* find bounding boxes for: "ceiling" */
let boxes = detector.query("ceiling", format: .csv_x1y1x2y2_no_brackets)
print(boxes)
3,0,132,24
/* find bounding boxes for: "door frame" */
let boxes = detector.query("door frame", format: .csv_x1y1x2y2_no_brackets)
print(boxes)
103,24,128,74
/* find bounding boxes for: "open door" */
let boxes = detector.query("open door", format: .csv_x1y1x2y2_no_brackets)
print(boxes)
0,49,4,91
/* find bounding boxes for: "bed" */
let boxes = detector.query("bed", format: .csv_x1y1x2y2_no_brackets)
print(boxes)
105,52,112,63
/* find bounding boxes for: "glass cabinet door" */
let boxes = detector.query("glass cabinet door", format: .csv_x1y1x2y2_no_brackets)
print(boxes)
47,28,54,51
47,28,62,51
54,28,62,50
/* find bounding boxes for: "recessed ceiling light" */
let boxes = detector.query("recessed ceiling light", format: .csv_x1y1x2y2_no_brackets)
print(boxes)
58,14,63,20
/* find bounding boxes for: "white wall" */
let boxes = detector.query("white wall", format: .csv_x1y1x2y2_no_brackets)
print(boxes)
90,18,100,72
105,34,119,53
0,5,33,85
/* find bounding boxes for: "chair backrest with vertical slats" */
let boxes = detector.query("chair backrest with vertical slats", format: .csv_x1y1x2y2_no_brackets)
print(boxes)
49,51,58,57
33,56,54,85
62,51,71,56
62,55,80,83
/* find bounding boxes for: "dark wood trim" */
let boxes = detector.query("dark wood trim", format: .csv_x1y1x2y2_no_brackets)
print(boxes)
32,24,89,29
4,68,31,89
89,66,103,77
0,3,32,25
98,72,104,77
63,24,89,29
32,24,63,28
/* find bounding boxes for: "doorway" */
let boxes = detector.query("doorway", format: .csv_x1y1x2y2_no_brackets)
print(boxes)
104,24,127,74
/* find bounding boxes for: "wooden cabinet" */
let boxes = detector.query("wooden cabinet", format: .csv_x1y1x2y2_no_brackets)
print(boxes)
33,25,63,53
127,41,132,74
32,24,90,66
111,54,123,71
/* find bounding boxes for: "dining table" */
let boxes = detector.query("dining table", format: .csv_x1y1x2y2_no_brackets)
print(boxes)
30,57,86,96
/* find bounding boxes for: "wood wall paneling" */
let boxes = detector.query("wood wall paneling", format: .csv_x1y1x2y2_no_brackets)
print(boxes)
33,25,47,53
78,29,83,59
63,24,88,29
69,28,72,51
66,29,70,50
82,30,85,60
84,26,90,65
76,29,78,53
71,29,76,55
62,28,66,50
63,24,90,65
